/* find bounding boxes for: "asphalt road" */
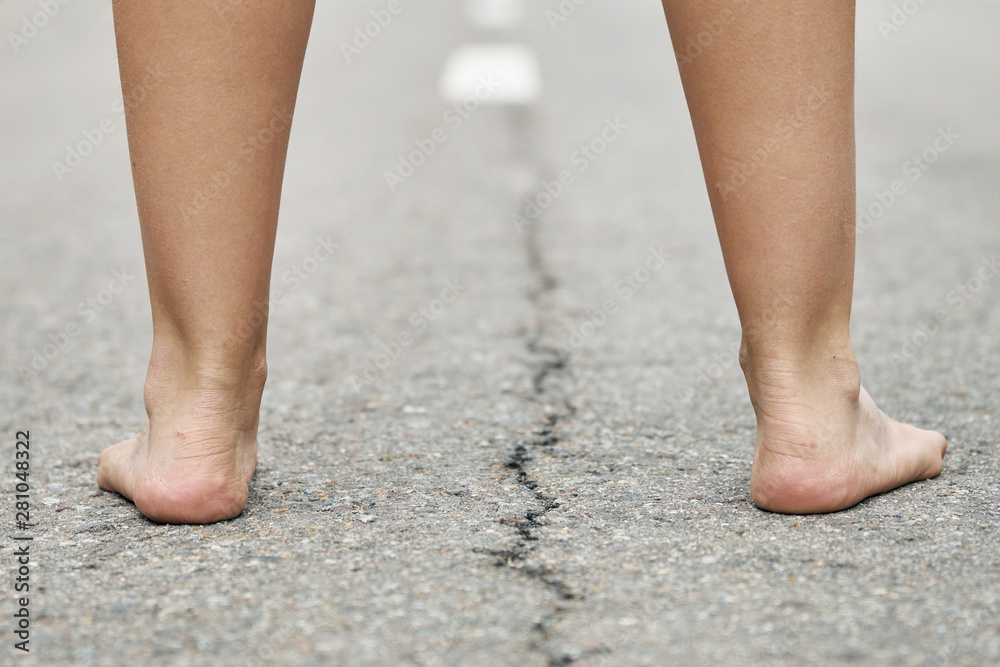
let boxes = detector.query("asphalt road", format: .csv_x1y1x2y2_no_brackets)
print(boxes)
2,0,999,665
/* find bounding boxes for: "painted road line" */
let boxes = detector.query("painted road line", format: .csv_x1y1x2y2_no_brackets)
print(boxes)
439,43,542,106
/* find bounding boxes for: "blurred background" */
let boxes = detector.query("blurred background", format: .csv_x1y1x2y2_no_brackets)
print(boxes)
1,0,999,664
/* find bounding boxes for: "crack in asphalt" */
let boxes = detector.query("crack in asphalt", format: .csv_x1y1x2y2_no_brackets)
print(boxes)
472,107,599,667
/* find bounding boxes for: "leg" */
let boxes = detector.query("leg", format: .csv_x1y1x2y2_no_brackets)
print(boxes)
662,0,946,513
97,0,316,523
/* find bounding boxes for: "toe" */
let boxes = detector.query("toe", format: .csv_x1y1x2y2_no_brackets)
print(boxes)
96,438,136,499
926,429,948,478
903,425,947,482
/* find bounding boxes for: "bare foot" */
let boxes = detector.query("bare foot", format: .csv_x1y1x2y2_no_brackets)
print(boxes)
97,366,264,524
745,349,947,514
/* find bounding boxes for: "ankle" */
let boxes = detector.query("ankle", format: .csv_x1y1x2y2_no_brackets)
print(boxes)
739,337,861,405
143,339,268,430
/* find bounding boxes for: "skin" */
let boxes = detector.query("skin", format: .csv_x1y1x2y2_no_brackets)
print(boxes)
98,0,947,523
661,0,946,512
97,0,316,524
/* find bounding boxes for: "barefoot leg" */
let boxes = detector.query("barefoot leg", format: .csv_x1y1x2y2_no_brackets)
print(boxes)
97,0,316,524
661,0,947,513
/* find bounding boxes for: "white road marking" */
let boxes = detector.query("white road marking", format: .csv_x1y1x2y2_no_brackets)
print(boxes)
439,44,542,106
462,0,527,30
